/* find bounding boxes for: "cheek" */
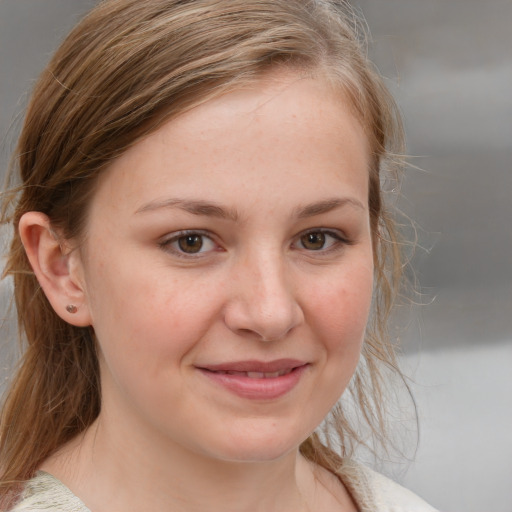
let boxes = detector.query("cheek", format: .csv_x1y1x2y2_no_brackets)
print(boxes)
87,268,223,416
307,263,374,349
85,257,222,369
297,262,374,423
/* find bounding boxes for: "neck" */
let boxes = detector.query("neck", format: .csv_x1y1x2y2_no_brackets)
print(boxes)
42,415,314,512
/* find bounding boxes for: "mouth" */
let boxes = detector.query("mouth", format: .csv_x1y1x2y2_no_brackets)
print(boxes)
196,359,308,400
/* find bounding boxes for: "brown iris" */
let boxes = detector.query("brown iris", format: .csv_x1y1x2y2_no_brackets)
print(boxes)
178,235,203,253
300,232,326,250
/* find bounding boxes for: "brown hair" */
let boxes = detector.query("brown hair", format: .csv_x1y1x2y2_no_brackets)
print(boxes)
0,0,407,504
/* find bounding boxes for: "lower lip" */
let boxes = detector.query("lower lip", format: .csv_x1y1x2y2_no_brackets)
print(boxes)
198,365,308,400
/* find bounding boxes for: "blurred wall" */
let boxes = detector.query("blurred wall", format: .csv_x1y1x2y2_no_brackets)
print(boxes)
353,0,512,351
352,1,512,510
1,1,511,511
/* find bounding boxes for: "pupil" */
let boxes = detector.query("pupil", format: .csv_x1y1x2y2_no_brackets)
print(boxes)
178,235,203,253
302,232,325,250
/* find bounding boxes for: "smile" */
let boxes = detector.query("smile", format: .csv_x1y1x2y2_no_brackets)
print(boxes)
197,360,309,400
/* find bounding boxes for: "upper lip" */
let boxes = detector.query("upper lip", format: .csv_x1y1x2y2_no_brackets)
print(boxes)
197,359,307,373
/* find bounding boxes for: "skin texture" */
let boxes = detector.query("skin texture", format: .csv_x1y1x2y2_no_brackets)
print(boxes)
20,71,373,511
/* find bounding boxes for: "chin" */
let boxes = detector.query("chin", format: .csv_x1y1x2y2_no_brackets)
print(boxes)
215,443,298,464
196,421,311,464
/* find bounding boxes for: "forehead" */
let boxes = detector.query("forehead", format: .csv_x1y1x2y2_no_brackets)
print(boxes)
89,71,370,218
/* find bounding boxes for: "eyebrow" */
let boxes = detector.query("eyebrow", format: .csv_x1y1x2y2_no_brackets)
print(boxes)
295,197,366,218
135,196,365,221
135,198,240,221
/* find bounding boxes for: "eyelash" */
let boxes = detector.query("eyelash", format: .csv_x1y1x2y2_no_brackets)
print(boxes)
293,229,351,254
159,230,219,258
159,228,351,258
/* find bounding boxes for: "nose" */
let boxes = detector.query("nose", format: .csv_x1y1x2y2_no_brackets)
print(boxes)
223,253,304,342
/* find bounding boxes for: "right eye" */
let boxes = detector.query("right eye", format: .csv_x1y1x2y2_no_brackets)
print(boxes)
160,231,217,257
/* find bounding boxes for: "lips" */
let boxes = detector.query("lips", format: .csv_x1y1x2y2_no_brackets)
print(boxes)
196,359,308,400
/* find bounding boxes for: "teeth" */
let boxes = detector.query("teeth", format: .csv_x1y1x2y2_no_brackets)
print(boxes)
247,372,266,379
209,369,295,378
219,369,293,378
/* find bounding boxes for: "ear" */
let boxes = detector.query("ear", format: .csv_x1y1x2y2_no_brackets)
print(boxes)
18,211,92,327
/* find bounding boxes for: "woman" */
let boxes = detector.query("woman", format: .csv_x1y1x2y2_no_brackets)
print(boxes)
0,0,437,510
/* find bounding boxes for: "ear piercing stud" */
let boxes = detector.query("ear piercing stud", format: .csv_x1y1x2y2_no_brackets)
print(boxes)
66,304,78,314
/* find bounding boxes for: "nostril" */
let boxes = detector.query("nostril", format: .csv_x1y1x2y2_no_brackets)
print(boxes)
238,328,261,339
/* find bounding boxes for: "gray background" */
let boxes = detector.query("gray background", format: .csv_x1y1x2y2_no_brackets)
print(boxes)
1,1,511,510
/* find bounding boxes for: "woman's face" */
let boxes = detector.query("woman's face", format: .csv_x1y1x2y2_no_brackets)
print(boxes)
77,72,374,462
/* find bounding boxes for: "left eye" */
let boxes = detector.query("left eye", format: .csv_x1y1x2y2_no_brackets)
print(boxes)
296,230,343,251
161,232,216,255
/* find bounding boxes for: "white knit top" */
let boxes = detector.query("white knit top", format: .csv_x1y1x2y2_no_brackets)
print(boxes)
11,460,438,512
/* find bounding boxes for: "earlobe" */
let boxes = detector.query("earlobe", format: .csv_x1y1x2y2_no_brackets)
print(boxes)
18,212,92,327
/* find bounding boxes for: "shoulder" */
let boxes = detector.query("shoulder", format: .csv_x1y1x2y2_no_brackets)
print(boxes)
9,472,90,512
337,459,439,512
